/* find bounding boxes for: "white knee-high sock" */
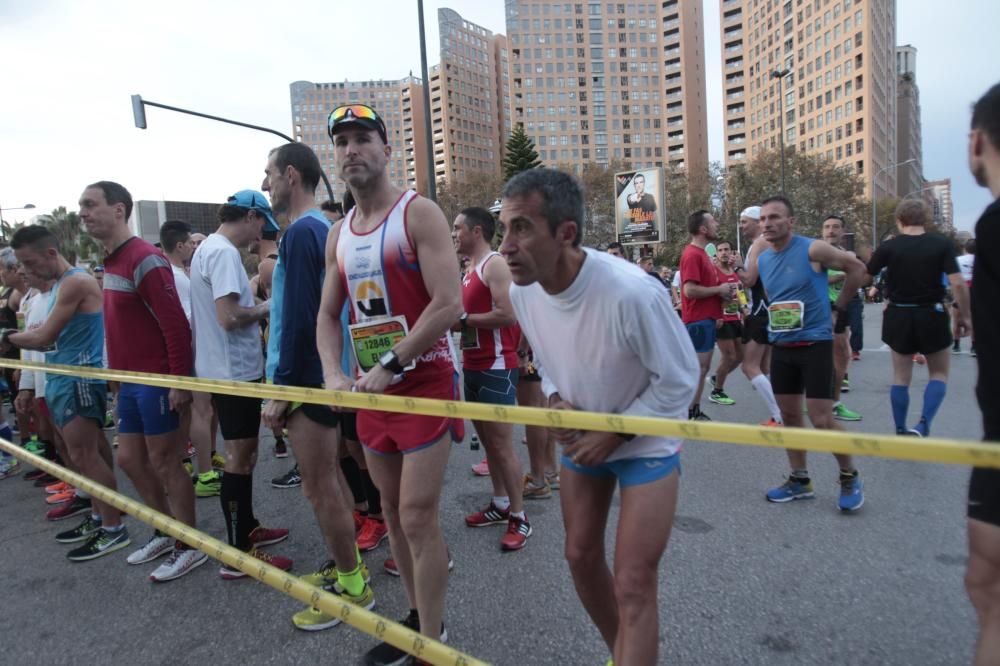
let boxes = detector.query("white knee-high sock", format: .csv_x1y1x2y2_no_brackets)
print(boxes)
751,374,782,422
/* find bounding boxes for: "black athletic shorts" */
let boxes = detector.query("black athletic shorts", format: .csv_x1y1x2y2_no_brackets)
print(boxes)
742,314,770,345
340,411,358,441
882,304,952,355
717,320,743,341
969,410,1000,526
212,390,263,441
770,340,835,400
969,467,1000,527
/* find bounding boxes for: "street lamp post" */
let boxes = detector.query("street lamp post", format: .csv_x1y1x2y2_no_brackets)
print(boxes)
870,157,918,249
130,95,336,202
417,0,437,202
771,68,790,193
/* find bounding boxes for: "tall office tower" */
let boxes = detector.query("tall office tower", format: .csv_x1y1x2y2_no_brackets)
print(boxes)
895,44,922,198
924,177,953,232
430,8,508,183
720,0,898,199
289,77,428,201
505,0,709,175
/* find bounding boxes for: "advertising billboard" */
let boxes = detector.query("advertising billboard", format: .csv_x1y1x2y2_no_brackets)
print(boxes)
614,168,664,246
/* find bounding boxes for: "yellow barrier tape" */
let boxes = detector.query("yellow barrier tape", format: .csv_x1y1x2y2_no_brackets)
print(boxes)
0,439,486,666
1,358,997,468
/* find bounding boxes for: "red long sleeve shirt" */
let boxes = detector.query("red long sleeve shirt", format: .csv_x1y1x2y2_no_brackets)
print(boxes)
103,237,192,376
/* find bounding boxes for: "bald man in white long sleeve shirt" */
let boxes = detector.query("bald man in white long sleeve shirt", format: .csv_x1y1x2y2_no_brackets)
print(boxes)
498,168,699,666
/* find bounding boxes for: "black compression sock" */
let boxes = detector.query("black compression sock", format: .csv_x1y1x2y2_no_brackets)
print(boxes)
340,456,365,505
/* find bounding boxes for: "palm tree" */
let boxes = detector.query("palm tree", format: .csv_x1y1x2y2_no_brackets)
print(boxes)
34,206,101,265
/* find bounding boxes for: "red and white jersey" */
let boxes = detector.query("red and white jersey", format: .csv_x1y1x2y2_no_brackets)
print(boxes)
337,189,458,386
460,252,519,371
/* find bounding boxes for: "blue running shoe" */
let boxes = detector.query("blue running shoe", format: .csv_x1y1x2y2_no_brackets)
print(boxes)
838,475,864,512
766,477,815,503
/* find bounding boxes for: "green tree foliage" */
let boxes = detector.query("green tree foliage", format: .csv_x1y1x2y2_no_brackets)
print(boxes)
502,125,542,181
723,148,867,245
435,171,507,229
34,207,102,265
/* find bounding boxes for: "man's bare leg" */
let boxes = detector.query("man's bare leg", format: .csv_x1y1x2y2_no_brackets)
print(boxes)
967,518,1000,665
612,470,679,665
115,433,171,517
145,430,195,527
561,466,618,650
475,419,525,515
287,411,356,571
366,435,451,639
60,416,120,527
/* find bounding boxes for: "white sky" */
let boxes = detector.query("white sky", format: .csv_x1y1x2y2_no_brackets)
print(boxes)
1,0,995,231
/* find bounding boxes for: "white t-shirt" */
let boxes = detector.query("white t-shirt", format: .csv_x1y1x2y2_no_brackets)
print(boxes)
957,254,975,284
189,233,263,381
172,264,192,322
19,287,54,398
509,248,699,460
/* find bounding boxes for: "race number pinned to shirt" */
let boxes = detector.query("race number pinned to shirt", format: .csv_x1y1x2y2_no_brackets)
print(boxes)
768,301,805,332
460,325,479,350
348,316,416,374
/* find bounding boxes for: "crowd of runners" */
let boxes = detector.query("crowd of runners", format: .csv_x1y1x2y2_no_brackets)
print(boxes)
0,82,998,666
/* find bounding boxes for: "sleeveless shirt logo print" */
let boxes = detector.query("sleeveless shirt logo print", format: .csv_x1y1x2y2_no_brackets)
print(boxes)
355,280,388,319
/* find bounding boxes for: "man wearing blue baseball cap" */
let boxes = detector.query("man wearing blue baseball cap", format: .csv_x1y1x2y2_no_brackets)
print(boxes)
189,190,293,578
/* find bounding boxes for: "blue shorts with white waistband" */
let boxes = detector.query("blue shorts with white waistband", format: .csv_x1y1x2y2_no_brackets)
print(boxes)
560,453,680,488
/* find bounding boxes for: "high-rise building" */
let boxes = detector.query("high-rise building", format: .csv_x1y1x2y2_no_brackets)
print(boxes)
505,0,709,174
720,0,898,199
289,77,427,201
924,177,953,232
895,44,922,198
430,8,508,182
131,200,218,245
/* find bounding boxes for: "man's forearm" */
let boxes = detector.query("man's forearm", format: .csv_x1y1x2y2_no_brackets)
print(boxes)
467,309,516,329
222,302,269,331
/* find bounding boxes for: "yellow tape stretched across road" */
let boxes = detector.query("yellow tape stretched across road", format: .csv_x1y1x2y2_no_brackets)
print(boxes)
1,358,996,468
0,439,486,666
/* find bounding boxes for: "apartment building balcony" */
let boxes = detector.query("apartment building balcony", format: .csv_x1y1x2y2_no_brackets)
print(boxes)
725,58,743,69
725,90,744,100
666,118,684,128
727,136,746,145
668,133,684,143
723,9,743,24
724,42,743,54
723,29,743,40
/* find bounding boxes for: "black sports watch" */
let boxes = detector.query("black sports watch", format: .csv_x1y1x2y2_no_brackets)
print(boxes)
459,312,469,326
378,349,405,375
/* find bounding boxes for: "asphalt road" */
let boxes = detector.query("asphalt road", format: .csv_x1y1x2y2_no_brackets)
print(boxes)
0,303,986,665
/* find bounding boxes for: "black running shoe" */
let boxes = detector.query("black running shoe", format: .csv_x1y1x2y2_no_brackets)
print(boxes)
362,609,447,666
271,464,301,489
66,526,131,562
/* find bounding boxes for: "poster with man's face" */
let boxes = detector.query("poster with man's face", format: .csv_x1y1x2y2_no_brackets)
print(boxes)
614,168,664,245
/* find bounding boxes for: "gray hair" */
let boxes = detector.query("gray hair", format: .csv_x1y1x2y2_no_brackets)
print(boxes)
0,247,18,270
501,168,585,247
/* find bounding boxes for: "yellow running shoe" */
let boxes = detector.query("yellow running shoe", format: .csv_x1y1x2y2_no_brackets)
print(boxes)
292,581,375,631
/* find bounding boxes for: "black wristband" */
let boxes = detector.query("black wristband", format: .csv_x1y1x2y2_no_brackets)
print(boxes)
615,432,636,442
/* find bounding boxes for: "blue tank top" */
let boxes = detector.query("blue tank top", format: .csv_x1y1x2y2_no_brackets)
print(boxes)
757,235,832,344
46,268,105,381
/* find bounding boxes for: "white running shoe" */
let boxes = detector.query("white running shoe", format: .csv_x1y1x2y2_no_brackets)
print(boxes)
126,535,174,565
149,548,208,582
